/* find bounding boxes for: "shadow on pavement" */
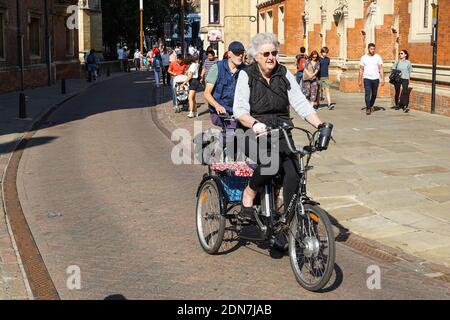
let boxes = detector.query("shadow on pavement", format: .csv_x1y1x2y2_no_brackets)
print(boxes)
104,294,128,300
0,136,59,156
316,263,344,293
0,73,171,154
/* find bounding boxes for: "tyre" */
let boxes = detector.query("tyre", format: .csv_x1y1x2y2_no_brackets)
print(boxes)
196,180,226,254
288,204,335,291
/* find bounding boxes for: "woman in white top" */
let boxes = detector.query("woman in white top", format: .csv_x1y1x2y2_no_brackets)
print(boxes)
182,55,202,118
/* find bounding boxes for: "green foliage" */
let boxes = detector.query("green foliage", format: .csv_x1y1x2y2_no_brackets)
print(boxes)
102,0,193,52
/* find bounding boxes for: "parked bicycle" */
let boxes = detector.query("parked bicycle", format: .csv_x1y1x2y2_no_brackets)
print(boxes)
195,121,336,291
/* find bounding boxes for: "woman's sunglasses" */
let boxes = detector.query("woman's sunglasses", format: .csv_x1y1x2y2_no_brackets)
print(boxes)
261,51,278,58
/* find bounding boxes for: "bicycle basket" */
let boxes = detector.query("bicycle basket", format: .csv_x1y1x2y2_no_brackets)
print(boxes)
219,176,248,202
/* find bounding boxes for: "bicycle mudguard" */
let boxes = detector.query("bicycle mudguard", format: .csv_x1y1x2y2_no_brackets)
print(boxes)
302,197,320,206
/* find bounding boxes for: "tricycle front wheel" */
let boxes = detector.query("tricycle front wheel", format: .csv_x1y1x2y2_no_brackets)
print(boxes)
288,204,335,291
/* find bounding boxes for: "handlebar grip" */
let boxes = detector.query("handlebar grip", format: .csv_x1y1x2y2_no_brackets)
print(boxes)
316,122,333,151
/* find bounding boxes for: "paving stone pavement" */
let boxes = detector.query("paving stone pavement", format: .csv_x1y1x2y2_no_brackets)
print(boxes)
156,86,450,273
0,71,130,299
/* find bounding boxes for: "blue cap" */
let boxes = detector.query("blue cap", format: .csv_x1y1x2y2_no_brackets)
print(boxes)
228,41,245,53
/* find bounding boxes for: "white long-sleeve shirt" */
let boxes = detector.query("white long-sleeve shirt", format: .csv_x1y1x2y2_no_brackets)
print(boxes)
233,67,316,121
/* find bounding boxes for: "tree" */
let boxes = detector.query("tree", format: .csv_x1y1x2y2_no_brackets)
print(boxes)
102,0,194,58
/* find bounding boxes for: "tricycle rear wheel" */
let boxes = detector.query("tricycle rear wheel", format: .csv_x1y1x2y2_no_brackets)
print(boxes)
196,180,226,254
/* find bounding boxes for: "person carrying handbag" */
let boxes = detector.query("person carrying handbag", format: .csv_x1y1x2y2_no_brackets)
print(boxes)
302,50,320,108
391,50,412,113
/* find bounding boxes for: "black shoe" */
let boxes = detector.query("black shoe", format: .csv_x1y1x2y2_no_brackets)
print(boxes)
328,103,336,110
366,107,372,115
239,206,257,220
403,106,410,113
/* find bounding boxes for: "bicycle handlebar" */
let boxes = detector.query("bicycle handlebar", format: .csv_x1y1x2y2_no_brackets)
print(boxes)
257,122,334,156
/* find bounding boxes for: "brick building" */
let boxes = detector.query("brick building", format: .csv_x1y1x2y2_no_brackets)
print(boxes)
256,0,449,116
0,0,80,93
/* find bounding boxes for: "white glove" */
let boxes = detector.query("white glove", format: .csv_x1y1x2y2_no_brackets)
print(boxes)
252,122,267,134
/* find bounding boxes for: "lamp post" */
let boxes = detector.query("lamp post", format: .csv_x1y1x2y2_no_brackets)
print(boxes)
431,2,439,114
180,0,185,55
139,0,144,53
16,0,24,91
44,0,51,86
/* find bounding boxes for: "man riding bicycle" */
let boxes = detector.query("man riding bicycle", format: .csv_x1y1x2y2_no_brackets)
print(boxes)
233,33,324,219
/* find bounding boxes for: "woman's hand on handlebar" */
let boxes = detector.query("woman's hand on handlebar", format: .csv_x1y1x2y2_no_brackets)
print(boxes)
252,122,267,134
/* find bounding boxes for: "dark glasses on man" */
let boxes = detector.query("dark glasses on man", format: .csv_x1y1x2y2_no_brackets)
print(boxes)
232,50,245,56
261,51,278,58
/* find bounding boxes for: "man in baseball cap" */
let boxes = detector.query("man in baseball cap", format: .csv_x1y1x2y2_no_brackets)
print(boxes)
204,41,246,126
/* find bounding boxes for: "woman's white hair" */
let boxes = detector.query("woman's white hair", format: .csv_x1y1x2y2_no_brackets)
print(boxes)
247,32,280,63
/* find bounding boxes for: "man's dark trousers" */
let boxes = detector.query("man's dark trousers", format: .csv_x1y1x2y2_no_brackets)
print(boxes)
364,78,380,109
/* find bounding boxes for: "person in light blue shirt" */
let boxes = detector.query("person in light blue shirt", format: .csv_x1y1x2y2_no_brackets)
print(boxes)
392,49,413,113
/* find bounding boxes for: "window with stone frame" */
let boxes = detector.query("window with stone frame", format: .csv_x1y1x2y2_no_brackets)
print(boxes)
423,0,429,28
278,6,285,44
0,13,4,59
209,0,220,24
259,12,266,32
409,0,433,42
266,10,273,33
29,16,41,57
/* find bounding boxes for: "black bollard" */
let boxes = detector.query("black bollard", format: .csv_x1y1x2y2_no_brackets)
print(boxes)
88,71,92,82
19,92,27,119
107,67,110,77
61,79,66,94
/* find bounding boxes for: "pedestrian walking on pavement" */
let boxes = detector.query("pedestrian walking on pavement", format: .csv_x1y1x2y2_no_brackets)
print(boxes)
302,50,320,109
319,47,336,110
117,46,125,71
153,52,162,87
392,49,413,113
86,49,99,82
200,49,218,86
359,43,385,115
161,49,171,86
203,41,246,127
181,55,202,118
295,47,308,87
168,54,188,110
134,49,141,71
122,46,129,72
